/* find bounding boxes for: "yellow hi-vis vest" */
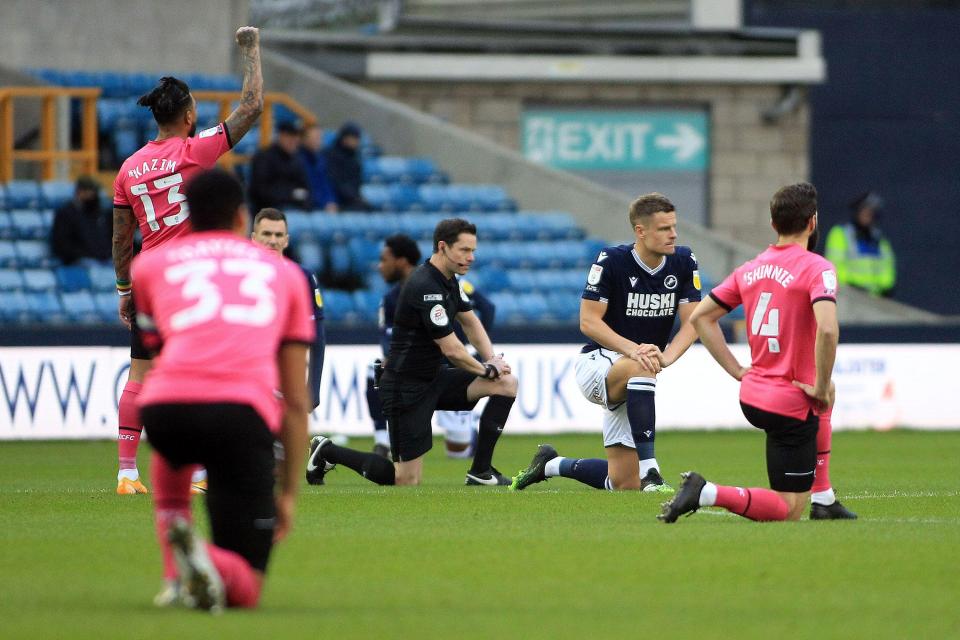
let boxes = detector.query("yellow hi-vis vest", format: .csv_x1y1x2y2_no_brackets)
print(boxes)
825,223,896,295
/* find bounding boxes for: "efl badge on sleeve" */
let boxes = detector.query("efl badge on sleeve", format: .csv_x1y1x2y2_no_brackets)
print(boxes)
587,264,603,285
822,270,838,295
693,270,702,291
430,304,449,326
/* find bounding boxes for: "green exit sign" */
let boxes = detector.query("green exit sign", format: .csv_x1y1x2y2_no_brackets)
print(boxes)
522,109,709,171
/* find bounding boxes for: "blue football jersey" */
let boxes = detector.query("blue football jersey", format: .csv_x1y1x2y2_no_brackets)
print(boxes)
378,283,402,356
581,244,701,352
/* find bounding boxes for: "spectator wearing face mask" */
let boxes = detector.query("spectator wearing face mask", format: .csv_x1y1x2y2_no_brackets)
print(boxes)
248,120,311,213
324,121,370,211
50,175,112,266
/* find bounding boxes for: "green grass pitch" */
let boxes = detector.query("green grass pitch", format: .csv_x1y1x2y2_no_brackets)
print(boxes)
1,430,958,639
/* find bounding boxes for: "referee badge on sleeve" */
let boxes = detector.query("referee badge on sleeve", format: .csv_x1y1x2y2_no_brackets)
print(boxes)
430,304,449,326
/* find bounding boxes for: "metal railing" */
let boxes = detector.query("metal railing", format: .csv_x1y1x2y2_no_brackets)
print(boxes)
0,86,100,182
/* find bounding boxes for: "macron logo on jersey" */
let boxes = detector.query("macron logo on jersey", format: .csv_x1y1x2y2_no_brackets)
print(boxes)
626,292,676,317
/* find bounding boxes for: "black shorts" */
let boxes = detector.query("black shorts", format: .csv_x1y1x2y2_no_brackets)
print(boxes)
379,367,478,463
129,293,152,360
740,402,818,493
140,403,277,573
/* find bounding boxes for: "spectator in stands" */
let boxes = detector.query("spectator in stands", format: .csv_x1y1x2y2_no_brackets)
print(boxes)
298,123,338,212
248,120,311,213
50,175,111,266
825,191,896,297
325,121,370,211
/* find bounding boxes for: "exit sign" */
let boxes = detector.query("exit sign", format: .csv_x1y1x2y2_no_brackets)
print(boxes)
522,109,709,171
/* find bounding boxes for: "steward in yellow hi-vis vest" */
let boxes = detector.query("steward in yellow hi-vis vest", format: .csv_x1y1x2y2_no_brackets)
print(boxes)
825,192,895,297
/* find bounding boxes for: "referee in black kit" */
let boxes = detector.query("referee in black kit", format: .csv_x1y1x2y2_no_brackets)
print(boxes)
306,218,517,487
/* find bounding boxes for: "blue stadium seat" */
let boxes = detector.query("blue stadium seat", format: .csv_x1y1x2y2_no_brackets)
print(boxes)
546,291,580,323
113,119,143,160
195,101,221,128
488,292,521,324
0,268,23,291
0,241,17,267
4,181,41,209
22,268,57,292
233,127,260,155
0,290,32,322
348,237,381,272
328,244,353,277
296,241,324,274
284,210,313,242
40,181,75,210
0,184,6,210
351,289,380,322
93,291,120,323
0,212,14,240
363,156,442,185
321,290,356,323
87,263,116,292
14,240,55,268
361,184,420,212
56,265,92,292
506,270,537,292
26,290,66,323
10,210,46,240
60,290,100,324
474,267,509,293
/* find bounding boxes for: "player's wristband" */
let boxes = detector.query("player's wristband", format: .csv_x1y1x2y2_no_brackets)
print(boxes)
117,289,132,297
116,280,132,297
483,363,500,380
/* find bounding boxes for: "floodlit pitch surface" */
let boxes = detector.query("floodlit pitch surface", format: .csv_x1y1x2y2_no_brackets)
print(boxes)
1,431,957,639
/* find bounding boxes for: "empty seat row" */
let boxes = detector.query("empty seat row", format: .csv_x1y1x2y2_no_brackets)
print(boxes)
0,181,77,210
0,264,114,293
361,184,515,212
362,157,446,185
0,289,119,325
25,69,241,99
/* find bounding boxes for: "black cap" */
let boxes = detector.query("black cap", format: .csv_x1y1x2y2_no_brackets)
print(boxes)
75,175,99,192
277,120,301,135
850,191,884,212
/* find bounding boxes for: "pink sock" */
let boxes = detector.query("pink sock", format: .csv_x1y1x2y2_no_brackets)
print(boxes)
118,381,144,471
207,544,263,608
812,410,833,494
151,451,192,580
715,485,789,521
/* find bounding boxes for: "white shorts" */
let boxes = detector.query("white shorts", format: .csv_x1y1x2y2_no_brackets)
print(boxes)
435,410,475,444
574,349,635,449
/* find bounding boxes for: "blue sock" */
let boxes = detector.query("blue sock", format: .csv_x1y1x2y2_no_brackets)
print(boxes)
558,457,609,490
627,377,656,461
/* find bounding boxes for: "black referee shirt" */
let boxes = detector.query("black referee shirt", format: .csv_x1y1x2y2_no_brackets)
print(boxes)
386,261,473,380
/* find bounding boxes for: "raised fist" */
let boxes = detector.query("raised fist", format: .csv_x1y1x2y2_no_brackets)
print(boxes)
236,26,259,48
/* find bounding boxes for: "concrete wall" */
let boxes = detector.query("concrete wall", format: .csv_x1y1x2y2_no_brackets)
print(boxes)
359,79,810,250
0,0,248,75
262,49,935,324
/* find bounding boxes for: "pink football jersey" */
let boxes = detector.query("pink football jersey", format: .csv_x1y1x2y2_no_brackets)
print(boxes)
710,243,838,419
113,123,232,252
131,231,315,432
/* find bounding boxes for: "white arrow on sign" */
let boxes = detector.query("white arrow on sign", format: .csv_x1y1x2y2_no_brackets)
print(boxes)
653,123,705,162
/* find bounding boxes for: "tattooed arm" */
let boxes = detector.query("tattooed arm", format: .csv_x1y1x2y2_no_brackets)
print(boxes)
113,206,136,329
224,26,264,145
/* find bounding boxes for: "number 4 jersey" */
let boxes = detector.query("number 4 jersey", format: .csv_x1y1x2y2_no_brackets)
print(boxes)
131,231,315,433
113,123,232,252
709,243,838,419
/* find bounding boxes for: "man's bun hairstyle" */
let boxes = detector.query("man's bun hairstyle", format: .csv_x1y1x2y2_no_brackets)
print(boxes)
137,76,192,126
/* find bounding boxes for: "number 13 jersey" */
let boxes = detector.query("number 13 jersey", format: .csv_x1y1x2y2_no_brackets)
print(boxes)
709,243,839,419
113,123,233,252
131,231,315,433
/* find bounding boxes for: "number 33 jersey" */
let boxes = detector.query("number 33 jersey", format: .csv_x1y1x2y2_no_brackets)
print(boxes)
113,123,232,252
131,231,315,432
709,243,838,419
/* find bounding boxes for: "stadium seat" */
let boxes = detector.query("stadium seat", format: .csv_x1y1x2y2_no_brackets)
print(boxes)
232,126,259,155
0,268,24,291
93,291,121,323
0,290,32,323
348,237,381,272
351,289,380,322
0,241,17,267
40,181,75,210
0,212,14,240
4,181,41,209
22,268,57,292
14,240,56,268
87,263,116,292
328,243,353,277
61,290,101,324
26,290,66,323
9,210,46,240
296,241,324,274
55,265,92,292
506,270,537,292
321,290,356,323
284,210,313,242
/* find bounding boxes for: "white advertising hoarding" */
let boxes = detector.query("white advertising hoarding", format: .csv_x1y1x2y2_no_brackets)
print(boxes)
0,344,955,440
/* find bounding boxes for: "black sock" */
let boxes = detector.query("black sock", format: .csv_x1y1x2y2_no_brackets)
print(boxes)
470,395,514,473
323,443,395,485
